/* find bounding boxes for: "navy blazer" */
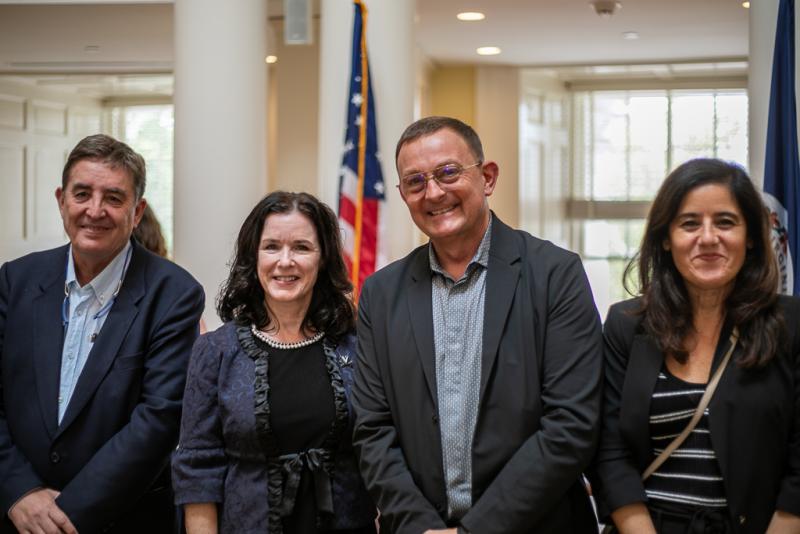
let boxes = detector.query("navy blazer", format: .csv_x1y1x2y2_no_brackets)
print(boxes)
352,214,603,534
0,240,205,533
590,296,800,534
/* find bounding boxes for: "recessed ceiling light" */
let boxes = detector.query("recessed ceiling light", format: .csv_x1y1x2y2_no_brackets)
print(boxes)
742,1,750,7
621,31,639,40
476,46,502,56
265,55,278,64
457,12,485,21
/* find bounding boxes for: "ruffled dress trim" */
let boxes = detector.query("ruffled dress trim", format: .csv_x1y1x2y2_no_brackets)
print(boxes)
236,326,349,534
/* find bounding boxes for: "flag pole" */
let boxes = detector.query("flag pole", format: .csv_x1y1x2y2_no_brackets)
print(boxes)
352,0,369,300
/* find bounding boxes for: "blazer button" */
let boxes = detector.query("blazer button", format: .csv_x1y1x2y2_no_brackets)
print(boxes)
739,515,746,525
432,414,439,424
50,452,60,464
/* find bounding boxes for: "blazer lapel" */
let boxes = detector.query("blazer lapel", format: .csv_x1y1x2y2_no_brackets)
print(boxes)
622,334,663,468
479,217,521,400
56,244,145,436
407,246,438,403
32,254,69,439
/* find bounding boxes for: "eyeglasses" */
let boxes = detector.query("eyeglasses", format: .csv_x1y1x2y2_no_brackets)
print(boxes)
398,161,482,196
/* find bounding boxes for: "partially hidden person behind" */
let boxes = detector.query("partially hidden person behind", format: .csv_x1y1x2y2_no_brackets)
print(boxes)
172,191,376,534
0,134,205,533
133,204,168,258
352,116,603,533
590,158,800,533
134,204,207,335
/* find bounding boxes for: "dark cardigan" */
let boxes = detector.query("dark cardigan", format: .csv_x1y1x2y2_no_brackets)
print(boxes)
172,322,375,534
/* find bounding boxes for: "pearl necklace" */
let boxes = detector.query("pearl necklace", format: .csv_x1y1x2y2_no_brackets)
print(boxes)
250,324,324,350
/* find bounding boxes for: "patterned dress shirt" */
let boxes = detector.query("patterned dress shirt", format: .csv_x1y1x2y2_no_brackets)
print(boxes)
429,219,492,520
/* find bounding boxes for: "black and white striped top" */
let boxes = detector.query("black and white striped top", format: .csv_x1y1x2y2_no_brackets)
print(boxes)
644,369,727,508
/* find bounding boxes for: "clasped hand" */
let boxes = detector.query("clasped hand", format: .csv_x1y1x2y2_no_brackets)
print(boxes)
9,488,77,534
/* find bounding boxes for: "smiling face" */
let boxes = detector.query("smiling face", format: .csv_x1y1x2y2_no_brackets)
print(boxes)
56,159,145,281
667,183,749,297
257,210,321,313
396,128,497,249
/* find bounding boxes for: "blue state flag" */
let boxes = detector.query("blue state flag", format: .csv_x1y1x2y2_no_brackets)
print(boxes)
763,0,800,295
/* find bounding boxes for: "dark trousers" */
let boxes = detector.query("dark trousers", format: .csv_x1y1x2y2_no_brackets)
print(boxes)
649,501,733,534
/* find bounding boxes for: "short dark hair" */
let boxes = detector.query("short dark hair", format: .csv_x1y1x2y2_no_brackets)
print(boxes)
395,116,484,164
627,158,782,368
217,191,355,341
62,134,146,200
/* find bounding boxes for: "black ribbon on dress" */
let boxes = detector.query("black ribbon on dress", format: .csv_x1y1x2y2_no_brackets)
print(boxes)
276,448,334,517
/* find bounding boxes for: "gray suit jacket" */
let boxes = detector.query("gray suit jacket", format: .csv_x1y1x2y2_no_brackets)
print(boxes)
353,214,603,534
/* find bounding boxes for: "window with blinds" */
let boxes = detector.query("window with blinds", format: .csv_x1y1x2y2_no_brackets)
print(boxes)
107,105,175,255
570,89,748,317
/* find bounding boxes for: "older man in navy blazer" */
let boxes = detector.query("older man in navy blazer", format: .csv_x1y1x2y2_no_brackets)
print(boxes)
353,117,603,533
0,134,204,533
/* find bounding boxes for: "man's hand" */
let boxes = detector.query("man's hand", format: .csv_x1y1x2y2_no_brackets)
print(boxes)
8,488,77,534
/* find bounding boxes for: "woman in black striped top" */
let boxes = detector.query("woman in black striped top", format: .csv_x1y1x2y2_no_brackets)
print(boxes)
645,371,727,511
590,159,800,534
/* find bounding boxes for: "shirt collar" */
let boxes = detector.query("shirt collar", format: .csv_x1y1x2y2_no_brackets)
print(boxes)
66,240,132,304
429,216,493,279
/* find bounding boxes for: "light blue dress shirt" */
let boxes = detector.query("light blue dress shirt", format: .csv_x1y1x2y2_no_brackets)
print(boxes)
58,241,132,423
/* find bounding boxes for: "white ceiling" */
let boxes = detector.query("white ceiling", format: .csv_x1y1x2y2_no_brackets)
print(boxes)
0,3,173,73
0,0,749,96
417,0,748,66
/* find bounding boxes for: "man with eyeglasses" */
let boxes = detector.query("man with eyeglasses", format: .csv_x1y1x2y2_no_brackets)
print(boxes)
353,116,602,533
0,134,204,533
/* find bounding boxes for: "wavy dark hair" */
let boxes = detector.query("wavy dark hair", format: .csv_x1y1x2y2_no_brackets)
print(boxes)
624,158,783,368
217,191,355,341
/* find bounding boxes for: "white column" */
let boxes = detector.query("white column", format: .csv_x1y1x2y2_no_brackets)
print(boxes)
317,0,416,264
173,0,268,328
317,0,350,210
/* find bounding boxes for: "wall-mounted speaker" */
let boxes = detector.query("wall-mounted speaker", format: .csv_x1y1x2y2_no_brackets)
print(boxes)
284,0,312,45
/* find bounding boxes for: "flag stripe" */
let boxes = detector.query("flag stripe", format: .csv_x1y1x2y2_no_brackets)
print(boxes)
358,199,379,285
339,195,357,228
337,0,386,303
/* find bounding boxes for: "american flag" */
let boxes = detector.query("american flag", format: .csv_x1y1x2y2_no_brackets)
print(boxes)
338,0,385,302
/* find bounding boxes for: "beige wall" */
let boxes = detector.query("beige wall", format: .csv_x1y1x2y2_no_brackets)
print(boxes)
475,66,520,229
430,65,475,127
424,64,521,230
269,22,321,195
